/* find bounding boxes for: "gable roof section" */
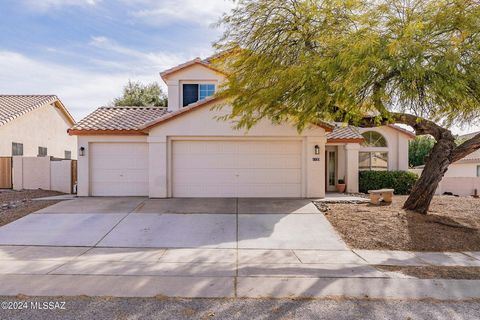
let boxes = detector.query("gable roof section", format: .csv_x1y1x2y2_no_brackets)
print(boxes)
327,125,364,143
0,95,75,127
160,58,226,80
68,106,168,135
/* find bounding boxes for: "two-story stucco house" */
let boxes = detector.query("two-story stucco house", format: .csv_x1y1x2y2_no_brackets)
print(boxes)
0,95,76,159
69,56,414,198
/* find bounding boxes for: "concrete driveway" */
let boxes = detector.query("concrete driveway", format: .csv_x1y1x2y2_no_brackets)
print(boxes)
0,197,347,250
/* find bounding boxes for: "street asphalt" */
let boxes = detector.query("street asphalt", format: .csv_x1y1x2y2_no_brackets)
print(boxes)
0,296,479,320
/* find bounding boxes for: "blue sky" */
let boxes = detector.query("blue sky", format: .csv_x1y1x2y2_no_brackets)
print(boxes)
0,0,234,120
0,0,477,134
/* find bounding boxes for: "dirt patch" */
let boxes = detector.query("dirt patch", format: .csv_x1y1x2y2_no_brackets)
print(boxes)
0,189,63,226
323,195,480,251
378,265,480,279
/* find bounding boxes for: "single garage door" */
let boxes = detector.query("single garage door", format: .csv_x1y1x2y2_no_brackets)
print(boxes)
90,143,148,196
172,140,302,197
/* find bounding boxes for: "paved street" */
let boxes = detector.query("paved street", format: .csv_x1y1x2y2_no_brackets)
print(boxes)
1,296,479,320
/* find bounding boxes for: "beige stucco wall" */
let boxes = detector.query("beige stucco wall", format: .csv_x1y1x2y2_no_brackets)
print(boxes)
148,103,327,198
0,102,77,158
76,103,327,198
357,126,411,171
164,64,225,112
12,156,72,193
444,162,479,177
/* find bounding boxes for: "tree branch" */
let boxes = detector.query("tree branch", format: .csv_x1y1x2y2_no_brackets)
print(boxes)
451,132,480,163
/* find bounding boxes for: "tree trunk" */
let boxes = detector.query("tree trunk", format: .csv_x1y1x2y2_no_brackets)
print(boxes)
403,136,456,214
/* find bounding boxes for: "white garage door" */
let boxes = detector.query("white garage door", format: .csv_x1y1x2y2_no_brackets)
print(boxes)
172,140,303,197
90,143,148,196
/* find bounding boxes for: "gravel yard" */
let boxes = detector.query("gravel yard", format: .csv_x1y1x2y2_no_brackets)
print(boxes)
0,190,63,227
377,266,480,279
323,195,480,251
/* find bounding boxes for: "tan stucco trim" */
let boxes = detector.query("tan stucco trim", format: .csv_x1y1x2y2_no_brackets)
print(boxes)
53,100,76,125
160,58,226,81
327,138,364,143
68,129,147,136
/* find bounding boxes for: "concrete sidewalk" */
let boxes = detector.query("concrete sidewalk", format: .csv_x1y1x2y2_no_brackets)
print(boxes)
0,246,480,299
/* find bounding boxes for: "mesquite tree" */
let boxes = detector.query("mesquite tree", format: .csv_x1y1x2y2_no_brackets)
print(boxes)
213,0,480,214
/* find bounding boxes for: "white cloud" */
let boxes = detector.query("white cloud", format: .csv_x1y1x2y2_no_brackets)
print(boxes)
21,0,100,10
127,0,235,26
0,51,166,120
89,36,185,69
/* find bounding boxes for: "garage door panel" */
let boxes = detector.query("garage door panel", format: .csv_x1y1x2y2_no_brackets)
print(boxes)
92,158,148,170
91,169,148,183
172,140,303,197
236,155,301,169
92,182,148,197
173,183,236,197
236,169,301,184
174,168,237,184
90,143,148,196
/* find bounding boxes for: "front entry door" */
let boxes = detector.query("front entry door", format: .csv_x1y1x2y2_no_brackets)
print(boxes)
326,149,337,192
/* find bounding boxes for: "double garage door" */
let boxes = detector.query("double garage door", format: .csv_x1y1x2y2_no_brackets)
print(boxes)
172,140,302,197
90,140,303,197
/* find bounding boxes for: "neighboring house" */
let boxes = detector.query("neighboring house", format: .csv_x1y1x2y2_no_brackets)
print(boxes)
0,95,76,159
69,56,414,198
416,132,480,196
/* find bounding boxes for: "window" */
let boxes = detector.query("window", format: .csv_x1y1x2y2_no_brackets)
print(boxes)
182,83,216,107
361,131,387,147
199,84,215,100
38,147,47,157
182,84,198,106
12,142,23,156
477,165,480,177
64,150,72,160
359,152,388,170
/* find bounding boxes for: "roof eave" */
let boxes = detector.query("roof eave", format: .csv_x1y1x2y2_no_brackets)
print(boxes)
68,129,147,136
327,138,364,144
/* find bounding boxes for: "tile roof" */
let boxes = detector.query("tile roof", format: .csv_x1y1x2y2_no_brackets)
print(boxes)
70,106,168,132
327,125,363,141
0,95,59,127
460,149,480,161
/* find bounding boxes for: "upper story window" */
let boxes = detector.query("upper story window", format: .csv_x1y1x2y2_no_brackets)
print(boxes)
199,84,215,100
361,131,387,147
38,147,47,157
64,150,72,160
12,142,23,156
182,83,215,107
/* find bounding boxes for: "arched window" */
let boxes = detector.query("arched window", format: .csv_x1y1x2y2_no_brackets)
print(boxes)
361,131,387,147
359,131,388,170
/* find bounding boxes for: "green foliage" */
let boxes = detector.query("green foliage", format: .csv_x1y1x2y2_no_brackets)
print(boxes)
114,80,167,107
214,0,480,130
409,136,435,167
359,170,419,195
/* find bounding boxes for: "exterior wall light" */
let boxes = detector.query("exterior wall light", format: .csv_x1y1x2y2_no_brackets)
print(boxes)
79,147,85,156
314,145,320,155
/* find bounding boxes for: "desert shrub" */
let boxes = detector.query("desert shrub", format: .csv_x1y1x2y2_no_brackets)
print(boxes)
359,170,418,195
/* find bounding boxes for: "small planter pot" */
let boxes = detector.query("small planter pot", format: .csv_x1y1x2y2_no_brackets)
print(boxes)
336,184,346,193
